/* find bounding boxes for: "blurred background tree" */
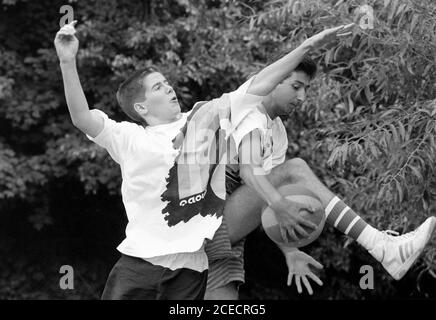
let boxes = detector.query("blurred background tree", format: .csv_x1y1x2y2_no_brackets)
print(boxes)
0,0,434,299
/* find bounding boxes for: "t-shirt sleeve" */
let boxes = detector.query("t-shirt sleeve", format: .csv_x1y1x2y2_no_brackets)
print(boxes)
228,76,265,129
85,109,138,164
231,110,268,154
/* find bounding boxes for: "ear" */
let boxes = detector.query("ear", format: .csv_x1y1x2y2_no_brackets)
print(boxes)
134,102,148,116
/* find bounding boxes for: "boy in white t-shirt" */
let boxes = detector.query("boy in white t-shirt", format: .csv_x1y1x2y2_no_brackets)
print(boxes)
54,20,331,299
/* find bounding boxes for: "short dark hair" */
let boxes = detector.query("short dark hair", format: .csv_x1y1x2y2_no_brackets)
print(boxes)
268,50,317,80
116,67,159,123
294,55,317,79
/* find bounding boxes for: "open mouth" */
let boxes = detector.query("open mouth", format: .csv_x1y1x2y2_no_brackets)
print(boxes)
170,96,178,103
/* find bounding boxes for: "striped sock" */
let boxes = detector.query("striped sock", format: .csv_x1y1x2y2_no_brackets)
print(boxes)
325,196,380,251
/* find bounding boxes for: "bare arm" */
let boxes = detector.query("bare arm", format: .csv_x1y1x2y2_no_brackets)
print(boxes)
238,130,317,242
247,23,354,96
247,44,310,96
54,22,103,138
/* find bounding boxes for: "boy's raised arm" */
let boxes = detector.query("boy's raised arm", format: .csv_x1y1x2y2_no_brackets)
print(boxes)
54,21,103,138
247,23,354,96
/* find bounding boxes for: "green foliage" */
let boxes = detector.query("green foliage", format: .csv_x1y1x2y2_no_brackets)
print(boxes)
0,0,435,299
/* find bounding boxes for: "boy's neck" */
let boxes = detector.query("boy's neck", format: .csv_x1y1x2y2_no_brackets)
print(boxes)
145,113,183,127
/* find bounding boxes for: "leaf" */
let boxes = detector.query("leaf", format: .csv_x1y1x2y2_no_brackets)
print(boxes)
389,123,399,143
395,179,404,203
341,143,348,165
347,94,354,113
406,61,415,75
325,48,333,65
388,0,399,23
377,184,388,200
381,109,398,119
327,147,341,167
384,0,391,9
398,121,406,141
249,17,255,30
369,142,379,158
395,3,407,18
410,14,419,33
409,165,423,183
364,85,373,103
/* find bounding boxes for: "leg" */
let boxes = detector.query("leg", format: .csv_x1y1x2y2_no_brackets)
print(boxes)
224,160,295,244
204,215,245,300
271,158,436,280
224,157,436,280
204,160,316,300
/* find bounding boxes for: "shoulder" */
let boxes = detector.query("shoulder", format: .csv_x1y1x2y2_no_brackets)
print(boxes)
90,109,142,134
273,117,287,133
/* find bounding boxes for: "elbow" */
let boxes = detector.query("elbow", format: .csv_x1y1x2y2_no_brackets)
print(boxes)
246,82,271,97
71,117,83,130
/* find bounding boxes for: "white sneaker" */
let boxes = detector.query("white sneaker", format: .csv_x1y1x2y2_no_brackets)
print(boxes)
369,216,436,280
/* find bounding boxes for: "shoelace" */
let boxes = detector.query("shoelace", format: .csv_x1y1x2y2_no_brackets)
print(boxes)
381,229,417,242
383,230,399,236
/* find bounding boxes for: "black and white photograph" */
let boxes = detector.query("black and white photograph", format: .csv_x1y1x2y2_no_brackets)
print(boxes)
0,0,435,307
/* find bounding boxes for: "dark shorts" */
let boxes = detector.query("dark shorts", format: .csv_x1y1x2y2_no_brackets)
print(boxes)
101,254,208,300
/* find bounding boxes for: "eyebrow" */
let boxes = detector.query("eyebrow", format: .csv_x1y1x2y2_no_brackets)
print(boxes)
151,80,169,90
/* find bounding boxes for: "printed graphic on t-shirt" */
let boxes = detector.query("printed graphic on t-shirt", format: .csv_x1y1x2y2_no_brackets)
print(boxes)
160,96,231,227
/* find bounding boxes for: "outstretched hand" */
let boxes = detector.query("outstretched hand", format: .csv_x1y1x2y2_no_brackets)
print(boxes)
54,20,79,63
285,250,323,295
303,23,355,50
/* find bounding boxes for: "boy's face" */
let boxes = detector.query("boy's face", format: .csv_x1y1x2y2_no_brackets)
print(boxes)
270,71,311,117
141,72,181,122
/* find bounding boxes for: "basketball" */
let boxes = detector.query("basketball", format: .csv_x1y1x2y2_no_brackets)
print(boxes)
261,184,326,248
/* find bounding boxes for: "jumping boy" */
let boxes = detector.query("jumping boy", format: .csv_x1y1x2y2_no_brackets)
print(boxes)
204,29,436,298
54,21,335,299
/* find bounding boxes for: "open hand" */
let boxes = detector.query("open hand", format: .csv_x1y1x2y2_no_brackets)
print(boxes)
54,20,78,63
285,250,323,295
303,23,355,50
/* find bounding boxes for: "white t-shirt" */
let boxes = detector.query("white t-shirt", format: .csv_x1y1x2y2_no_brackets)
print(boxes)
228,77,288,172
87,110,223,261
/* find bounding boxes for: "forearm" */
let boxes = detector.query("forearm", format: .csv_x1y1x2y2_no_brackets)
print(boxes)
60,60,91,126
247,42,311,96
240,164,283,207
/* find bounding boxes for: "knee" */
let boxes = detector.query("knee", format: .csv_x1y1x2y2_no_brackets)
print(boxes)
286,157,308,171
277,157,309,175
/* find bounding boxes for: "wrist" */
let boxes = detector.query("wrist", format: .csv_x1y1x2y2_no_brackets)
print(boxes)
299,39,314,52
59,59,76,67
270,196,285,211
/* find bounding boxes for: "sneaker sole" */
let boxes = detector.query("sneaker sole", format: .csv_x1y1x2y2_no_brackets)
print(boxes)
391,217,436,280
